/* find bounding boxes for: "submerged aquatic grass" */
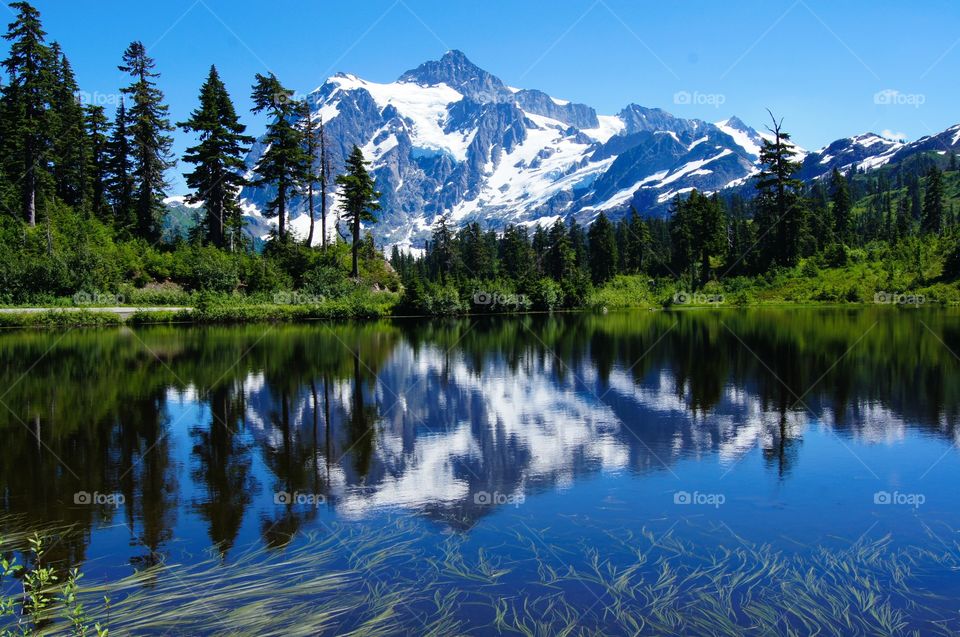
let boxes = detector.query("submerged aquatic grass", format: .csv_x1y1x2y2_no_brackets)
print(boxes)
2,515,957,636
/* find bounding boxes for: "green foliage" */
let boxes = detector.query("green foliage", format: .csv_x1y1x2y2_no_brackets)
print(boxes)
0,534,108,636
529,277,563,311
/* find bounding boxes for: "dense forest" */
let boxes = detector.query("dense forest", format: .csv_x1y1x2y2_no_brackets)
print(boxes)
0,2,958,318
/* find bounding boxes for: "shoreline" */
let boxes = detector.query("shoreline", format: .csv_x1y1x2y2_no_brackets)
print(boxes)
0,300,953,329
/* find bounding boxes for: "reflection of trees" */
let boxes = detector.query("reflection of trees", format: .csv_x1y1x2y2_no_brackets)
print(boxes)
190,382,256,557
0,309,958,559
116,391,178,567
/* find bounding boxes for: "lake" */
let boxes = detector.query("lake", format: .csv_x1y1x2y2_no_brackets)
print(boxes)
1,308,959,635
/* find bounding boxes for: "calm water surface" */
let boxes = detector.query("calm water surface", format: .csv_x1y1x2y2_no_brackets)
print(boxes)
1,308,959,635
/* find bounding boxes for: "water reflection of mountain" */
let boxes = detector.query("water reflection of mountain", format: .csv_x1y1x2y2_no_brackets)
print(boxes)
0,309,958,562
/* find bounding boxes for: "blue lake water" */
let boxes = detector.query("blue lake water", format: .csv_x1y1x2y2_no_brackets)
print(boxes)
1,308,958,634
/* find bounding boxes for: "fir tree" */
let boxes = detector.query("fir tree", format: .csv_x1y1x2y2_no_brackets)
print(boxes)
499,224,532,282
2,1,53,225
430,213,456,283
458,221,495,279
179,65,253,250
84,104,110,220
119,41,174,241
249,72,309,243
753,112,805,267
922,166,944,235
105,99,134,231
587,212,618,284
546,218,575,282
49,42,89,209
829,168,852,244
335,145,380,278
298,102,329,248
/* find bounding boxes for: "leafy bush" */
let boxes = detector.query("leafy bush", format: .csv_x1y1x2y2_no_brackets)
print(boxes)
529,278,563,311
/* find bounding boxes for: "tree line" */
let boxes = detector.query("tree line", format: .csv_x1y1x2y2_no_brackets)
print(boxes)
392,112,959,310
0,1,957,311
0,1,381,278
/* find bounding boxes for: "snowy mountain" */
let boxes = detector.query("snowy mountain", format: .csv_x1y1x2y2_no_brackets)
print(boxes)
228,50,960,249
236,51,766,249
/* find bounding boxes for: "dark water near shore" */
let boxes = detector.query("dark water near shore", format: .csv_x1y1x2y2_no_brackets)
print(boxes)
1,308,959,634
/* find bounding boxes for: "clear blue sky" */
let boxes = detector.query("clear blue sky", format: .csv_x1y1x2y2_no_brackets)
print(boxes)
22,0,960,192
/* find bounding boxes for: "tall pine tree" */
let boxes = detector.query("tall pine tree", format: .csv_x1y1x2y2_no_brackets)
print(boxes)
105,99,134,231
2,1,53,225
84,104,110,221
753,112,805,267
922,166,944,235
119,41,174,241
335,145,380,278
829,168,852,244
179,65,253,250
587,212,618,284
49,42,89,210
249,72,309,243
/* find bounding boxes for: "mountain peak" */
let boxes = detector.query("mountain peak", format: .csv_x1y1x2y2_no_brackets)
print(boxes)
398,50,510,102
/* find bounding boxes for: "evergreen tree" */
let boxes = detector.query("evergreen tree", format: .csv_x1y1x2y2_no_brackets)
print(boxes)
458,221,495,279
908,174,922,222
531,225,549,277
430,213,456,283
895,196,911,240
335,145,380,278
829,167,852,244
119,41,174,241
298,104,330,248
587,212,618,284
2,1,54,225
249,72,309,243
753,112,805,267
546,218,575,282
726,194,753,275
104,99,134,231
922,166,944,235
567,217,588,270
499,224,532,282
179,65,253,250
84,104,110,220
49,42,89,209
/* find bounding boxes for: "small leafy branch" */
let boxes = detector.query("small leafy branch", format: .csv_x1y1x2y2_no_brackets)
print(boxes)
0,535,108,637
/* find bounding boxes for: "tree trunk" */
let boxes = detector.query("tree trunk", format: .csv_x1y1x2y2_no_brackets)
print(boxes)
278,186,286,242
351,212,360,278
320,181,327,252
306,182,315,246
25,165,36,226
